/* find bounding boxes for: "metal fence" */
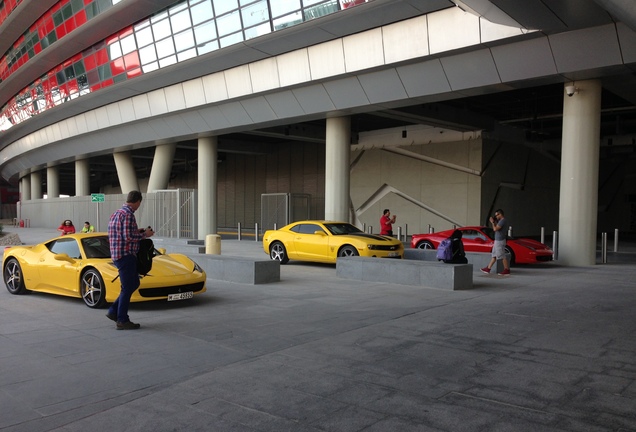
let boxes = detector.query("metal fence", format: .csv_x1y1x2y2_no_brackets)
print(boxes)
17,189,196,239
260,193,311,231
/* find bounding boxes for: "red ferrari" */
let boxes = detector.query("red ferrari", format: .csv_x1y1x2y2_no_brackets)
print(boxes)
410,226,553,264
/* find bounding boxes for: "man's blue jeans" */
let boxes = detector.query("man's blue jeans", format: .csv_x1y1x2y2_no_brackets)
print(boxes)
108,254,140,323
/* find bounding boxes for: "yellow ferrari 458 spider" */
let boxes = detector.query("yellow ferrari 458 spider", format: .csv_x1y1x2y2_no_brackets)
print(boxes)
2,233,206,308
262,220,403,264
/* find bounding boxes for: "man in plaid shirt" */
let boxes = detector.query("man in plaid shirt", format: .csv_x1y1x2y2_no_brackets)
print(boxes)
106,190,154,330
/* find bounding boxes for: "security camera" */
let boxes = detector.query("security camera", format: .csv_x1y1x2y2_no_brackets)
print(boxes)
565,85,576,97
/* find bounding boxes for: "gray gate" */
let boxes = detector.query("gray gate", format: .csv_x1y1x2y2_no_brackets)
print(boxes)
260,193,311,231
150,189,197,239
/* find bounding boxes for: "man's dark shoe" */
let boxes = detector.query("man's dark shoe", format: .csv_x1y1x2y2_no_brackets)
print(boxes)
116,321,141,330
105,312,117,322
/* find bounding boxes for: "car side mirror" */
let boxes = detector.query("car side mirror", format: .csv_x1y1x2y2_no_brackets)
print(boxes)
54,253,75,263
313,230,326,236
474,238,484,243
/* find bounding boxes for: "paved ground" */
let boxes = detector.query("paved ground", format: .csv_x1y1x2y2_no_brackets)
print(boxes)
0,226,635,431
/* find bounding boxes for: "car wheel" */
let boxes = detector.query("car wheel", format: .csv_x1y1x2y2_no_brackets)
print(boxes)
416,240,434,250
270,241,289,264
4,258,27,294
338,245,359,257
80,268,107,309
505,246,516,265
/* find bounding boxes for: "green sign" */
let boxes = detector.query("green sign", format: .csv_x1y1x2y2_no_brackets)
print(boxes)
91,193,105,203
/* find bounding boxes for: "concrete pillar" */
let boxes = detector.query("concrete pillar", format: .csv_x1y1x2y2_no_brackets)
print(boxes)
198,137,218,238
75,159,90,196
30,171,42,199
22,175,31,201
147,143,176,192
113,151,140,193
325,116,351,221
558,80,602,266
47,166,60,198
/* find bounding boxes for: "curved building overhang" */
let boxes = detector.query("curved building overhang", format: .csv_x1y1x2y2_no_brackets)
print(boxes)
2,0,636,182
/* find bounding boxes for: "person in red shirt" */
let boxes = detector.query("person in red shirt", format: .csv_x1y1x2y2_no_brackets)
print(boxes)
380,209,396,236
57,220,75,235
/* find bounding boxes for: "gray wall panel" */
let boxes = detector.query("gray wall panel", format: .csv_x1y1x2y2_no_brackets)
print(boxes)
323,77,370,109
550,24,622,73
491,37,558,82
265,91,304,118
292,85,336,114
359,69,408,104
441,49,501,90
241,96,278,124
397,59,451,97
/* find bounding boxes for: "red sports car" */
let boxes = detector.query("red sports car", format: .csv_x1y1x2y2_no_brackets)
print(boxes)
410,226,553,264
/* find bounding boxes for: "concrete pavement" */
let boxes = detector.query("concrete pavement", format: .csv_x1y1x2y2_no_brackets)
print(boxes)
0,226,635,431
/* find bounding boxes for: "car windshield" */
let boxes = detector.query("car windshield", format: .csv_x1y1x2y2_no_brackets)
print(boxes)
81,236,111,259
324,223,363,235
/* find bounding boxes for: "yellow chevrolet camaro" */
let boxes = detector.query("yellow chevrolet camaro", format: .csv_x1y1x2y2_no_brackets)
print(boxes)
2,233,206,308
262,220,403,264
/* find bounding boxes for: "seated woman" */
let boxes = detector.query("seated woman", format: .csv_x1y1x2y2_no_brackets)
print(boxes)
444,229,468,264
57,220,76,235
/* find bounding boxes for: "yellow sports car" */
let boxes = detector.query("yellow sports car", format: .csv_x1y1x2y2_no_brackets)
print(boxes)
262,220,403,264
2,233,206,308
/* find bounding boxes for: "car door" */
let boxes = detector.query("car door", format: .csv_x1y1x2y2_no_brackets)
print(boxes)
291,223,330,261
36,238,83,294
460,229,493,253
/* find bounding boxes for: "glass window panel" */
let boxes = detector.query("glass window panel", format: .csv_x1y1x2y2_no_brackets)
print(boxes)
304,1,338,19
170,9,191,34
191,1,214,25
273,11,302,30
244,22,270,40
142,61,159,73
169,2,188,14
135,25,154,48
156,38,175,58
304,0,327,5
270,0,300,18
213,0,238,15
151,10,168,23
219,32,243,48
139,45,157,65
177,48,197,62
108,41,122,59
194,20,217,44
120,34,137,55
241,0,268,27
217,10,241,36
174,29,195,51
159,55,177,68
197,39,218,55
152,18,172,41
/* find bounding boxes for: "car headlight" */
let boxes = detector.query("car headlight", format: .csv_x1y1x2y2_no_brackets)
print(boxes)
193,261,203,273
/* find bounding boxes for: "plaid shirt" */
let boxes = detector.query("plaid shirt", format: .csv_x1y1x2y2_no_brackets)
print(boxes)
108,204,144,261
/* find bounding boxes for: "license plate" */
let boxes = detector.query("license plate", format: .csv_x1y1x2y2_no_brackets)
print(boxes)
388,252,399,257
168,291,194,301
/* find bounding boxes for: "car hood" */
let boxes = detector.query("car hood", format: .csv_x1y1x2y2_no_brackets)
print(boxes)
511,238,551,251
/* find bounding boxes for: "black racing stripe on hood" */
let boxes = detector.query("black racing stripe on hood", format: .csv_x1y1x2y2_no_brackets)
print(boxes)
348,233,393,241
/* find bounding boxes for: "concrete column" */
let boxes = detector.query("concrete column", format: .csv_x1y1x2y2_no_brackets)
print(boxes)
558,80,602,266
325,116,351,221
113,152,140,193
47,166,60,198
22,175,31,201
198,136,218,238
30,171,42,199
147,143,176,192
75,159,91,196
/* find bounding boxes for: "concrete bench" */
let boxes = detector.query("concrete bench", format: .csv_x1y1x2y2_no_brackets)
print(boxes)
153,240,279,284
194,254,280,284
336,256,472,291
404,249,510,273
